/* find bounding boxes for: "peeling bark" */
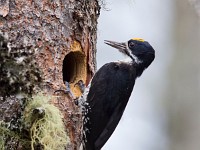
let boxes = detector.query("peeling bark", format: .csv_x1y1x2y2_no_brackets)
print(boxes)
0,0,100,149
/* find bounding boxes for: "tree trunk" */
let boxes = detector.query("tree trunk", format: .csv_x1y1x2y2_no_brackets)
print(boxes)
167,0,200,150
0,0,100,149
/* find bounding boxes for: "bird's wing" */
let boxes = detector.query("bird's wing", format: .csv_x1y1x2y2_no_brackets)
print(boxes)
85,62,136,149
94,102,125,149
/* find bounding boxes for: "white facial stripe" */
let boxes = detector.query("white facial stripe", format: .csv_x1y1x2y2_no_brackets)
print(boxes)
122,57,133,63
125,42,142,64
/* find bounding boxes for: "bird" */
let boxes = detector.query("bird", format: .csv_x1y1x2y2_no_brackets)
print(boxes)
78,38,155,150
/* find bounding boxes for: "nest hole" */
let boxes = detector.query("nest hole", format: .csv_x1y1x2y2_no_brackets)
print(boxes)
63,51,86,84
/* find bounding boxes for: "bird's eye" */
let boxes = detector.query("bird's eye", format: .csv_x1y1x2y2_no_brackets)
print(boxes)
128,42,135,48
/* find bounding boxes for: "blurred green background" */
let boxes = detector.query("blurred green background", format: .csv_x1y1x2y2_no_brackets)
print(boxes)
96,0,200,150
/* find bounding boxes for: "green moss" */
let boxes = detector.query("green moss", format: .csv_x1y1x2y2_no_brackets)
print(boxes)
23,95,69,150
0,120,31,149
0,139,4,150
0,123,7,150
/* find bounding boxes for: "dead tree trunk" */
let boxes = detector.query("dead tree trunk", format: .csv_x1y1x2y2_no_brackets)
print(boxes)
0,0,100,149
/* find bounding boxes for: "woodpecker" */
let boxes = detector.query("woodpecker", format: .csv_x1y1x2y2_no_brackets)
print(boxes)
79,38,155,150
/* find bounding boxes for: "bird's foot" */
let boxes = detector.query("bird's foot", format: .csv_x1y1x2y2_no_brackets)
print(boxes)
64,81,75,99
54,80,86,106
74,80,85,94
54,81,75,100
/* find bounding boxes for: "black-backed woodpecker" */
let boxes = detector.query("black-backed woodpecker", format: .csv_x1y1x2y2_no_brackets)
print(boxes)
79,38,155,150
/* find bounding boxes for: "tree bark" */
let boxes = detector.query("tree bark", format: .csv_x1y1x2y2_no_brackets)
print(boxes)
166,0,200,150
0,0,100,149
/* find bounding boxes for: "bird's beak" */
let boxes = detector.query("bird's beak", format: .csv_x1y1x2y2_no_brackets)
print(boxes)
104,40,129,55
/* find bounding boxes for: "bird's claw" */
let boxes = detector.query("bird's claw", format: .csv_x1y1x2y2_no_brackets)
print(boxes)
54,81,75,99
64,81,75,99
54,80,85,106
74,80,86,94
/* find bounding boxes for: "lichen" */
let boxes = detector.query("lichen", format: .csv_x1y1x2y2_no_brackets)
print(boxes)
0,120,30,150
23,94,69,150
0,125,5,150
0,35,42,97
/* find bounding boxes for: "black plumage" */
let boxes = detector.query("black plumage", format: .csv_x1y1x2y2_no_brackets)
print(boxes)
81,38,155,150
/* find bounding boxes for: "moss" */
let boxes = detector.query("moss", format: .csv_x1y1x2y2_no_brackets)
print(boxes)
23,94,69,150
0,125,5,150
0,121,29,150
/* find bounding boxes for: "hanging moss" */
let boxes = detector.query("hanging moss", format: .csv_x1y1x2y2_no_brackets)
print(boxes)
0,123,5,150
0,120,30,150
23,94,69,150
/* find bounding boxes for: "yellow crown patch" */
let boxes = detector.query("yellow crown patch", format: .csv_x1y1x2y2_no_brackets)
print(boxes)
132,38,145,42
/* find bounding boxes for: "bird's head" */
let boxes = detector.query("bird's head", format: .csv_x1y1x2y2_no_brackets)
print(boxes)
104,38,155,69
